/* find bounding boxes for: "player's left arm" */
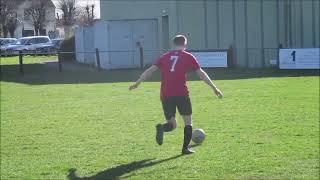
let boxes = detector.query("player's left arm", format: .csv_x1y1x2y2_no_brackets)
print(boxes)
196,68,223,98
129,65,159,90
188,54,223,98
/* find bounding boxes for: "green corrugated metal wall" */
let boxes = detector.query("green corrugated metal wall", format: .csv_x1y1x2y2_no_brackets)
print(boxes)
100,0,320,68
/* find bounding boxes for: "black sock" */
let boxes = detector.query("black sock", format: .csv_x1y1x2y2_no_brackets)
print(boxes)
183,125,192,149
162,123,174,132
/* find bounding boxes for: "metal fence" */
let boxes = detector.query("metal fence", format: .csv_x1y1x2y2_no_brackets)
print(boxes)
5,46,283,76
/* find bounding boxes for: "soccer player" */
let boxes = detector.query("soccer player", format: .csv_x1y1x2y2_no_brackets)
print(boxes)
129,35,223,154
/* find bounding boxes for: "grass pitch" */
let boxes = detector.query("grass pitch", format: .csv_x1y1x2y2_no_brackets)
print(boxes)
1,56,319,179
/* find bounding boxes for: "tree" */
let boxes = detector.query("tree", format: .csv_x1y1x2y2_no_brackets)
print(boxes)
0,0,21,37
26,0,49,36
7,13,18,37
76,4,95,26
57,0,77,38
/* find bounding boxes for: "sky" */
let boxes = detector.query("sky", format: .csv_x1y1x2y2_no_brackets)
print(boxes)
52,0,100,18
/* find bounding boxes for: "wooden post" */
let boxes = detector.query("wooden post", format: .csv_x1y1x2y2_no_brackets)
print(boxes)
19,50,24,75
95,48,101,71
58,51,62,72
139,46,144,69
277,44,283,68
228,45,233,68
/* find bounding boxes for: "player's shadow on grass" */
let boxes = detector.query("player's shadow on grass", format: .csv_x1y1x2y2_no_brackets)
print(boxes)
67,154,183,180
189,143,201,148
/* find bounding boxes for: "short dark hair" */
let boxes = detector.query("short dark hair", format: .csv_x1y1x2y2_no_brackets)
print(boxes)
173,35,187,46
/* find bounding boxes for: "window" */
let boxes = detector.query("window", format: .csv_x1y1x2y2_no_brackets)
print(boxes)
10,40,17,44
36,38,49,44
16,39,29,45
43,38,49,43
27,38,37,45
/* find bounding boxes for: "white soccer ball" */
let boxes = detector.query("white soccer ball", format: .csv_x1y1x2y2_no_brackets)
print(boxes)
192,128,205,144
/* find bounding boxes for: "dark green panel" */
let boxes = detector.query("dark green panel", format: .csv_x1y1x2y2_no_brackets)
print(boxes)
314,0,320,47
247,1,262,48
178,1,205,49
262,0,278,67
206,0,218,49
263,1,277,48
302,0,314,47
219,0,234,49
290,0,303,47
234,0,246,67
247,0,262,68
278,0,286,47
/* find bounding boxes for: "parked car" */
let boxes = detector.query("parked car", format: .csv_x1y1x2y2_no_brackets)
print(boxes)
0,38,17,46
42,38,64,55
51,38,64,50
1,36,53,56
0,38,17,55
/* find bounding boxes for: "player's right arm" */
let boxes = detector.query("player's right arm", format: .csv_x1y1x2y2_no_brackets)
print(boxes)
196,68,223,98
129,65,158,90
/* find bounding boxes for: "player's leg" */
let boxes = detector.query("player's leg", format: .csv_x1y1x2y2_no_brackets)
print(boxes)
156,97,177,145
181,115,193,151
161,97,177,131
162,117,177,131
177,96,194,154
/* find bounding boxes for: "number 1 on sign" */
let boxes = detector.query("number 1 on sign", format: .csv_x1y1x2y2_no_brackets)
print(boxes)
170,56,179,72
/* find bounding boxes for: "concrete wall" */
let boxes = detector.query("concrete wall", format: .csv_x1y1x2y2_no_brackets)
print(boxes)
100,0,320,68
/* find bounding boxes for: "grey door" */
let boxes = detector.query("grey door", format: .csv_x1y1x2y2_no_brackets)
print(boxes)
83,27,95,65
132,20,159,67
94,21,109,68
108,21,134,68
75,27,84,63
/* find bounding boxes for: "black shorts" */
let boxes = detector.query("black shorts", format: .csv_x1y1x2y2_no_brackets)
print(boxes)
161,96,192,120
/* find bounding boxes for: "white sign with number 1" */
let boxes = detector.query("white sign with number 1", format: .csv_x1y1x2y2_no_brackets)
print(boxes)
279,48,320,69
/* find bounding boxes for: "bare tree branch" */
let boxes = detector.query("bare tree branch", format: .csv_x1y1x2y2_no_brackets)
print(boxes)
0,0,23,37
57,0,79,38
26,0,49,36
57,0,77,26
76,4,95,26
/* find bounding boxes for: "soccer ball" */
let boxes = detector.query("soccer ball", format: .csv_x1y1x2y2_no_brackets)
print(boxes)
192,128,205,144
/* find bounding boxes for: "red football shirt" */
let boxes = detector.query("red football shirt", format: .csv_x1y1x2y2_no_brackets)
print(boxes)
154,50,200,99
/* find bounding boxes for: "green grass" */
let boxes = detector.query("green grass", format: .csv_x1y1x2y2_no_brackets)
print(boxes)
0,55,57,65
1,56,319,179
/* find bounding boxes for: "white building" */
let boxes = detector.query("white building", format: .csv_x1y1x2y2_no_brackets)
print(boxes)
14,0,56,38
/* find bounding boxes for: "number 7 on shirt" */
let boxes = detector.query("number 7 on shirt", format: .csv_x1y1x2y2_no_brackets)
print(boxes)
170,56,179,72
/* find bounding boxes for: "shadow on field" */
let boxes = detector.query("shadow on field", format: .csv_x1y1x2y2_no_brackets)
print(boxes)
67,154,182,180
189,143,201,148
1,61,319,85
